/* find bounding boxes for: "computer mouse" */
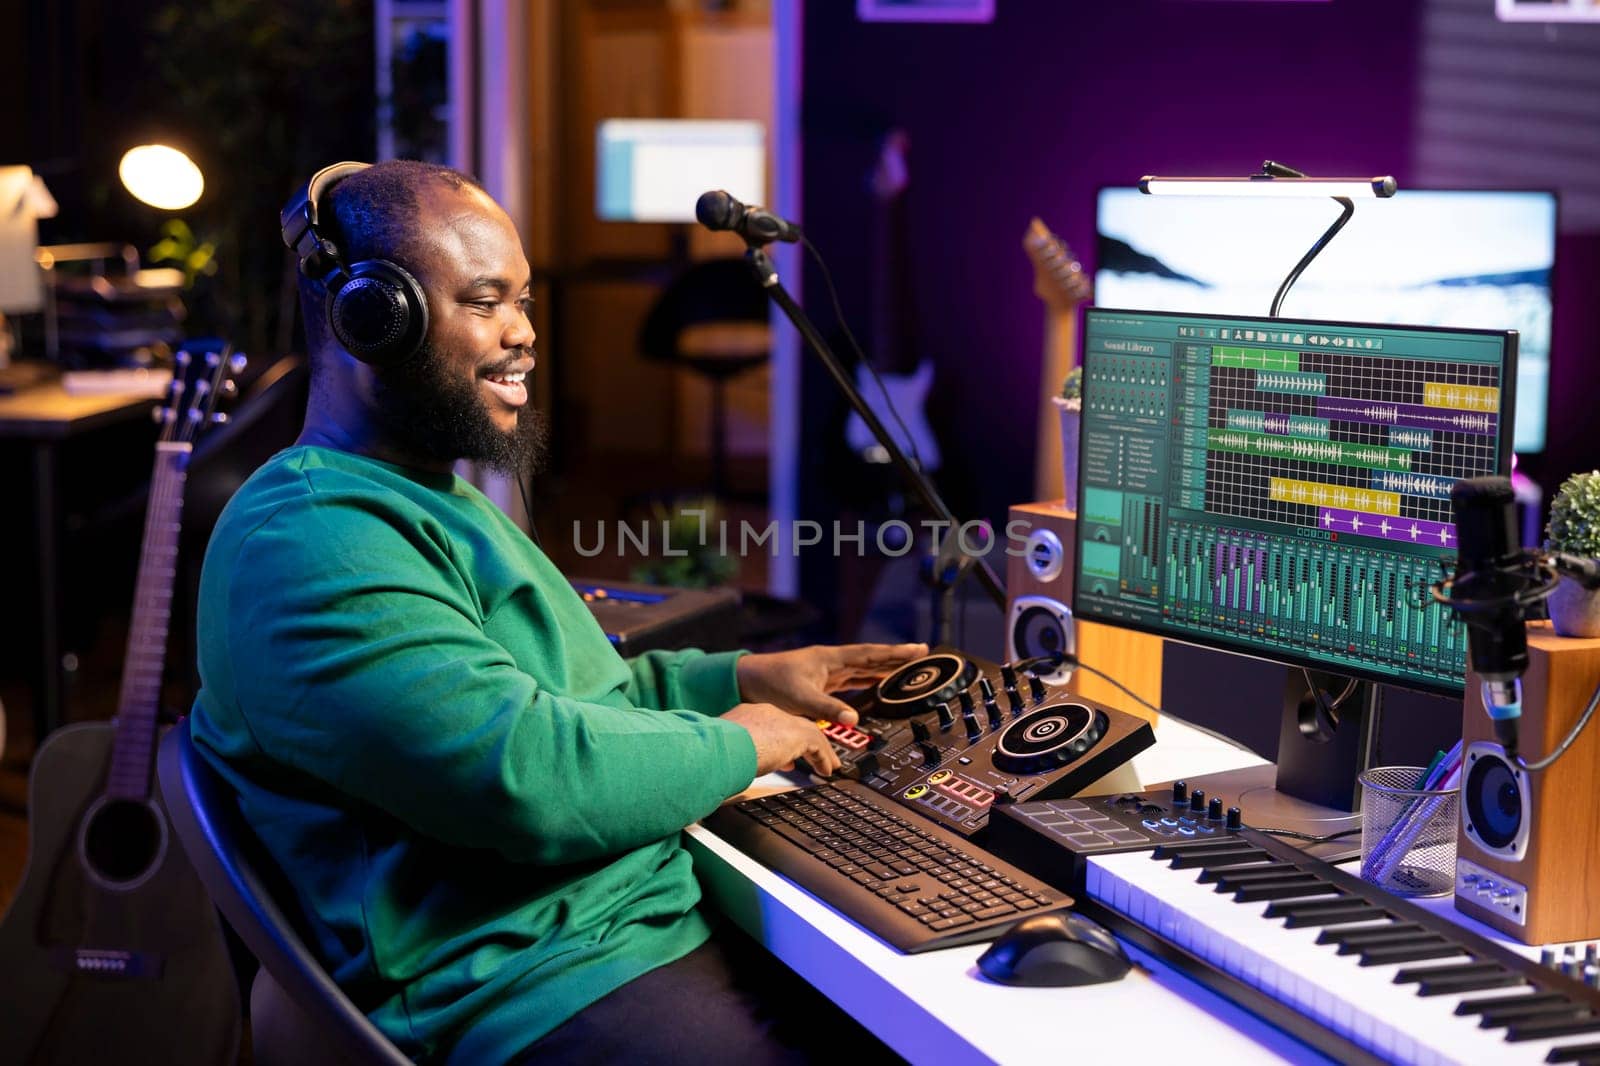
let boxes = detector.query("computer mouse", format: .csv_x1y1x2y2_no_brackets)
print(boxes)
976,911,1132,987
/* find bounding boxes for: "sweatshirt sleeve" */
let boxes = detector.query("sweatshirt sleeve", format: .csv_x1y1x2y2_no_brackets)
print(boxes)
623,648,747,715
221,495,758,866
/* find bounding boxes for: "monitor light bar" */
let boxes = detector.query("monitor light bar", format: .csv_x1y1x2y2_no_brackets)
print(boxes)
1139,175,1397,199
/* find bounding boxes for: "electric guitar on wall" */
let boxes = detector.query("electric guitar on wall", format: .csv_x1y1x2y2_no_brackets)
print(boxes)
843,129,941,490
0,344,245,1064
1024,217,1093,502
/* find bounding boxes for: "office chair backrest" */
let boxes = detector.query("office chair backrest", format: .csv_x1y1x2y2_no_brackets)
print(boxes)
638,257,770,365
157,720,413,1066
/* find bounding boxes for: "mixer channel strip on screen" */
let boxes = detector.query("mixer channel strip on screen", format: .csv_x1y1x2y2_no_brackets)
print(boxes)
1078,310,1513,692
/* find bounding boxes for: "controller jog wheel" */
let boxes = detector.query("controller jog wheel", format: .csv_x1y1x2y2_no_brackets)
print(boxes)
992,699,1108,775
874,653,979,718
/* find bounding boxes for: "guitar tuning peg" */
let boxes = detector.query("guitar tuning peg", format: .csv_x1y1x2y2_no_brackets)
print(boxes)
229,353,248,373
175,350,192,367
150,407,165,423
187,407,203,422
210,412,230,425
220,380,239,398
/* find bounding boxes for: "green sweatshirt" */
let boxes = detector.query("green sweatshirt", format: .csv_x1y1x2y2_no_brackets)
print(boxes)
190,445,758,1064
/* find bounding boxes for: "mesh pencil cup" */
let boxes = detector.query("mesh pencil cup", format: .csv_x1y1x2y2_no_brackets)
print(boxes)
1359,766,1460,898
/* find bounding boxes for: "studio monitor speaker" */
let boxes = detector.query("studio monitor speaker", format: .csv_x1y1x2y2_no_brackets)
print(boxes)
1006,501,1163,725
1456,622,1600,944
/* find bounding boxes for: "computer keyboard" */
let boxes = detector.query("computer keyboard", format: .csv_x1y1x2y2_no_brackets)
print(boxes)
702,779,1072,953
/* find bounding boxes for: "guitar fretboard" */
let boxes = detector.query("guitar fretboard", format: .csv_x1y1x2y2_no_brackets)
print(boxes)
108,442,191,802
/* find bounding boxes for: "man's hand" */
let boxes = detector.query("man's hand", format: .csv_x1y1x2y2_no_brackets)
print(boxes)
721,703,842,776
736,643,929,727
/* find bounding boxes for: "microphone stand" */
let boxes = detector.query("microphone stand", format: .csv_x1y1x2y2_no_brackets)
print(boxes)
739,241,1006,643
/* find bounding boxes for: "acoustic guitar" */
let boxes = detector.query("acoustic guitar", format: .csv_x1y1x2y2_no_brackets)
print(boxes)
1024,217,1093,502
0,344,245,1065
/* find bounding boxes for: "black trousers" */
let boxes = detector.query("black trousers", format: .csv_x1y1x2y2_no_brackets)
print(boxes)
512,922,906,1065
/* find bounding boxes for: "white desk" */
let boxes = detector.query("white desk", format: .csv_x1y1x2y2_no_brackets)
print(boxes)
686,717,1334,1064
691,718,1593,1064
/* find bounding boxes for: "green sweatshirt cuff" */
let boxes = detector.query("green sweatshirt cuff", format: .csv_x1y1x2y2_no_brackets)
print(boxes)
679,649,748,715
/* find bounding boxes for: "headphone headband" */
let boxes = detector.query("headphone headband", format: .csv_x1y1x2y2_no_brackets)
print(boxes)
280,161,371,278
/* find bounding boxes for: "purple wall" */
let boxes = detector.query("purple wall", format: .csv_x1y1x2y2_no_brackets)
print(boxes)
800,0,1427,543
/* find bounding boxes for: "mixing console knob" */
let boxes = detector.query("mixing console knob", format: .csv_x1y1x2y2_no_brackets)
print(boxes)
855,752,880,777
1172,780,1188,806
1225,806,1243,830
911,718,931,743
935,700,955,732
1028,675,1047,704
1207,797,1224,821
1188,789,1207,814
921,742,942,767
979,678,1003,729
959,690,981,742
1000,663,1018,690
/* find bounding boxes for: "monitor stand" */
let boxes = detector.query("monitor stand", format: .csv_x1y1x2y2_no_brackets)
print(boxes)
1153,668,1381,850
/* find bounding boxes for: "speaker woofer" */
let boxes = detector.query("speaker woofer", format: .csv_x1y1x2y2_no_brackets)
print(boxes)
1462,741,1530,859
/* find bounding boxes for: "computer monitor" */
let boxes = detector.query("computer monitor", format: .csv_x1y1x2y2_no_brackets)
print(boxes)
1093,187,1555,454
595,119,765,224
1076,307,1517,823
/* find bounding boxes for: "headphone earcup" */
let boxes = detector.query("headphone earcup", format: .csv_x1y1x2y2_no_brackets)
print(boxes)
327,259,429,367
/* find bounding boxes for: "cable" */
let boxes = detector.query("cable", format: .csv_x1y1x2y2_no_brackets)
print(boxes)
1300,666,1360,726
797,233,925,471
1515,675,1600,773
1250,826,1362,845
517,475,544,551
1013,653,1257,756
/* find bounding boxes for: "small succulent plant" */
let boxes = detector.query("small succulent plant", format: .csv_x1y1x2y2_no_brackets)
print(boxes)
1060,366,1083,404
1547,471,1600,558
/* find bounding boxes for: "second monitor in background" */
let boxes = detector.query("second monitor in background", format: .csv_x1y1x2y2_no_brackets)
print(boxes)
1094,186,1554,456
1076,307,1516,829
596,119,765,224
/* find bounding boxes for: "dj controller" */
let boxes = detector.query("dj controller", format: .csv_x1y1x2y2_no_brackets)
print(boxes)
816,649,1156,837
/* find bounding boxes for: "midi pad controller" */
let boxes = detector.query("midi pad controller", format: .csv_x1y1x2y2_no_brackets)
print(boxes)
815,650,1155,838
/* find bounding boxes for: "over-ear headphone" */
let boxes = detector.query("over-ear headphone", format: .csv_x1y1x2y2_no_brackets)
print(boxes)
279,161,429,368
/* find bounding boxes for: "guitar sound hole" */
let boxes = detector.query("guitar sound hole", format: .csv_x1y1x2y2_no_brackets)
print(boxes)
83,800,161,884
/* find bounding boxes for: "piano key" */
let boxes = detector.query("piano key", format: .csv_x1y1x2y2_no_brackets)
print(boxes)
1417,973,1527,997
1150,840,1267,861
1395,961,1507,984
1356,942,1470,966
1281,906,1393,930
1458,992,1571,1017
1214,871,1325,894
1319,923,1429,948
1170,848,1276,871
1507,1016,1600,1042
1546,1040,1600,1061
1088,847,1583,1063
1335,932,1450,956
1234,881,1343,903
1477,1001,1589,1028
1196,861,1302,884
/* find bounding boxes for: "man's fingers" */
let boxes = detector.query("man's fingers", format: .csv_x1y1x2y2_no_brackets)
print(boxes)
805,694,861,726
831,642,928,667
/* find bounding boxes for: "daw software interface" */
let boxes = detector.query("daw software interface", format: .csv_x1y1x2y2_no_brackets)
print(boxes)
1076,308,1517,696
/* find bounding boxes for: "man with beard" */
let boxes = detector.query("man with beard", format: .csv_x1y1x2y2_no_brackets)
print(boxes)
190,160,922,1064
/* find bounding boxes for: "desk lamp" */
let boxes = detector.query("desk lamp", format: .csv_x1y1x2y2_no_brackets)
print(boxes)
118,144,205,211
1140,160,1397,317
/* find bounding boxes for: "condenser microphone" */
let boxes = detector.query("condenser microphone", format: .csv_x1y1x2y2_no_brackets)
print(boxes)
1450,476,1528,754
694,190,802,245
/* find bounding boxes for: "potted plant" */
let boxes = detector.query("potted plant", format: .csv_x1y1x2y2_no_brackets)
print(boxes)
1053,366,1084,513
1546,471,1600,637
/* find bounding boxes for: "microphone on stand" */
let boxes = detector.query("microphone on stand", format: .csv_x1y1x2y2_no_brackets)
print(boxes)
695,190,802,245
1449,477,1530,755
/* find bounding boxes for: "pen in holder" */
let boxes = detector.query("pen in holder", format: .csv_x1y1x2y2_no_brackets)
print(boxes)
1359,765,1461,898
